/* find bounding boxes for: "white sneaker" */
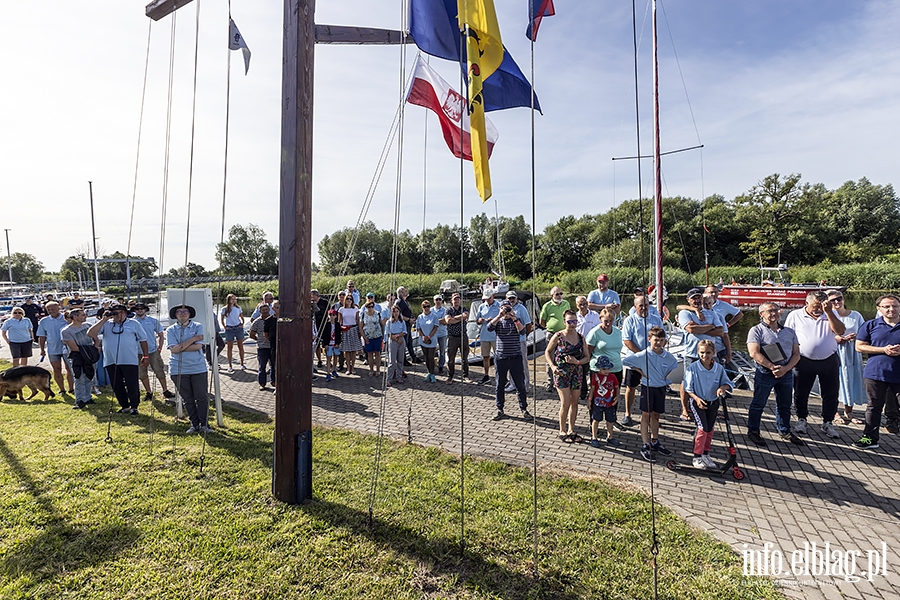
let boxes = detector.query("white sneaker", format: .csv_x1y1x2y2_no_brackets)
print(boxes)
504,382,516,393
822,421,840,439
227,366,234,374
793,418,807,434
692,457,707,469
701,454,717,469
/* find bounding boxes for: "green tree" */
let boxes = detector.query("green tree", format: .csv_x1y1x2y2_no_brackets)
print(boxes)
317,221,394,275
95,252,158,280
2,252,44,283
821,178,900,262
167,263,209,278
216,224,278,275
59,255,92,282
733,173,825,265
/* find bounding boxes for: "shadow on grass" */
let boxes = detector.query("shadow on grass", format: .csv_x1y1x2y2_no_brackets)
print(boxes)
299,499,583,600
0,435,141,579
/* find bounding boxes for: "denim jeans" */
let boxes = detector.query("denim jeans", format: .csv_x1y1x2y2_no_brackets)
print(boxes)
436,335,447,370
257,347,274,386
66,356,93,404
747,367,794,435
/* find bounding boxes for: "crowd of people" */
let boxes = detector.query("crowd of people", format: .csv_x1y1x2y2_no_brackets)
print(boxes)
5,277,895,462
1,294,213,434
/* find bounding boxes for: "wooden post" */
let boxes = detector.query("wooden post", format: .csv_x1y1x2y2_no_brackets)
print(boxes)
273,0,315,504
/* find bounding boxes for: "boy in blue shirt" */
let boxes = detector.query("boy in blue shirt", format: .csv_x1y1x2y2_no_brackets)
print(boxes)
621,326,679,461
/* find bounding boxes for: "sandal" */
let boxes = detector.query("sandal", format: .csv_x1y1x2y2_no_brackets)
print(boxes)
560,433,573,443
833,414,849,425
570,434,584,443
852,417,866,425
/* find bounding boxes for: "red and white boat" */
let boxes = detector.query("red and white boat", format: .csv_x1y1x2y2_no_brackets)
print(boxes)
718,265,846,308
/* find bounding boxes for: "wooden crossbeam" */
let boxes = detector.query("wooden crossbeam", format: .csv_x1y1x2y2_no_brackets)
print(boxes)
145,0,195,21
315,25,409,45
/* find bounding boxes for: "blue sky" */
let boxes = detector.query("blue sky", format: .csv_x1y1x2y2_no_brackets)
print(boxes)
1,0,897,277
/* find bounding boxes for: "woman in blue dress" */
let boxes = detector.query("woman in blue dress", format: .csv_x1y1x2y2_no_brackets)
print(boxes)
827,290,866,424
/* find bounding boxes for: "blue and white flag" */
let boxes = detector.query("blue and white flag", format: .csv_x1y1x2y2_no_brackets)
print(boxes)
229,19,251,75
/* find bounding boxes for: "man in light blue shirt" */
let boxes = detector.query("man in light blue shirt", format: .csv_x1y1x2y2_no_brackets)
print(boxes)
250,291,275,320
620,295,665,427
88,304,149,415
587,273,621,318
475,290,501,384
432,295,449,374
37,301,74,394
133,303,175,401
677,288,724,421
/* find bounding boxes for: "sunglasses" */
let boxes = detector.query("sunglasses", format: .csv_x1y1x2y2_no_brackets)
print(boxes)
565,319,578,324
553,293,563,297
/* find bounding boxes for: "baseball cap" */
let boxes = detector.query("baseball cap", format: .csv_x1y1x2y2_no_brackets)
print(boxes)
366,292,375,298
505,290,517,299
482,289,494,299
687,287,703,299
597,274,609,282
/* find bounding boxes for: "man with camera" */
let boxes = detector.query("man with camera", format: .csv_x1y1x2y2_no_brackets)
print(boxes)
88,304,149,415
486,300,531,421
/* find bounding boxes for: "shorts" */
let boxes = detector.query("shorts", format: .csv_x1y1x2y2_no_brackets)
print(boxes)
481,340,496,357
623,368,642,388
224,327,245,342
639,385,667,414
9,341,33,358
591,404,617,423
49,353,65,363
363,338,382,353
139,350,166,380
326,345,340,357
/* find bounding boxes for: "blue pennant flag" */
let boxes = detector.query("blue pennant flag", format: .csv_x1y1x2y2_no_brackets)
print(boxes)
409,0,542,113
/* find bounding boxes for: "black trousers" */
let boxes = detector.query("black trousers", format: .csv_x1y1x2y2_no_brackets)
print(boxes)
863,378,900,443
793,353,839,423
106,364,141,409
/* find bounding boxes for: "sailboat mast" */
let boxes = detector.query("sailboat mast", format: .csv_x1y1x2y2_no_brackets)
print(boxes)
652,0,663,316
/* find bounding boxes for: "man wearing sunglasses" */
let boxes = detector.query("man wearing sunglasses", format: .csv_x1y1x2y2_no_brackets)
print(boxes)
88,304,150,415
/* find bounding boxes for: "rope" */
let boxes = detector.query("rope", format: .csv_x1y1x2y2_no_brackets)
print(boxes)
184,0,210,476
633,1,659,598
366,0,409,527
457,40,467,555
528,4,540,579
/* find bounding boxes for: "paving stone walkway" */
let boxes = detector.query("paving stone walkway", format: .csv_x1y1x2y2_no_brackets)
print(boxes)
5,339,900,599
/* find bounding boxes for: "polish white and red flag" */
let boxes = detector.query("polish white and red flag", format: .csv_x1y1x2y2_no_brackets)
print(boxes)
406,55,498,161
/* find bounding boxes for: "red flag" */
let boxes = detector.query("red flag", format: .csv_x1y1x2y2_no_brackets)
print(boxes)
406,56,499,161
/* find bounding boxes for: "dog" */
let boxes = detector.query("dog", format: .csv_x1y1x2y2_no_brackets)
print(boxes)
0,366,55,401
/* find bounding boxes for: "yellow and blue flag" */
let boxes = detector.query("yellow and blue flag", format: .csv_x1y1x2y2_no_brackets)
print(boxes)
458,0,503,202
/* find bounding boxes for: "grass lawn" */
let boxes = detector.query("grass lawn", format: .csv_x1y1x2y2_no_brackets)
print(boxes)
0,361,780,599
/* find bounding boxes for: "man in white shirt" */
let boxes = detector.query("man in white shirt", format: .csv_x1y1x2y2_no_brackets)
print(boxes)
783,291,845,439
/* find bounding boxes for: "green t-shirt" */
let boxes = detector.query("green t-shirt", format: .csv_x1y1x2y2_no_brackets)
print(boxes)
540,299,570,334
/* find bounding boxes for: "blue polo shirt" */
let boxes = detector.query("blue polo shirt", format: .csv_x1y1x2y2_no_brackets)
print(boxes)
166,321,207,375
587,288,620,308
858,317,900,383
511,301,531,341
476,300,500,342
98,318,148,366
678,309,724,358
621,348,678,388
36,313,69,355
134,315,163,353
416,312,440,349
2,316,33,343
431,305,448,338
621,312,665,355
684,360,734,401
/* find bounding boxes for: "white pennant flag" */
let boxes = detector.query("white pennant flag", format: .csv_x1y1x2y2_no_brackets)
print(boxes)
229,19,251,75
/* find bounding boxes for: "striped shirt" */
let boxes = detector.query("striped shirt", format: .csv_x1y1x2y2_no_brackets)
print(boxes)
487,317,522,359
